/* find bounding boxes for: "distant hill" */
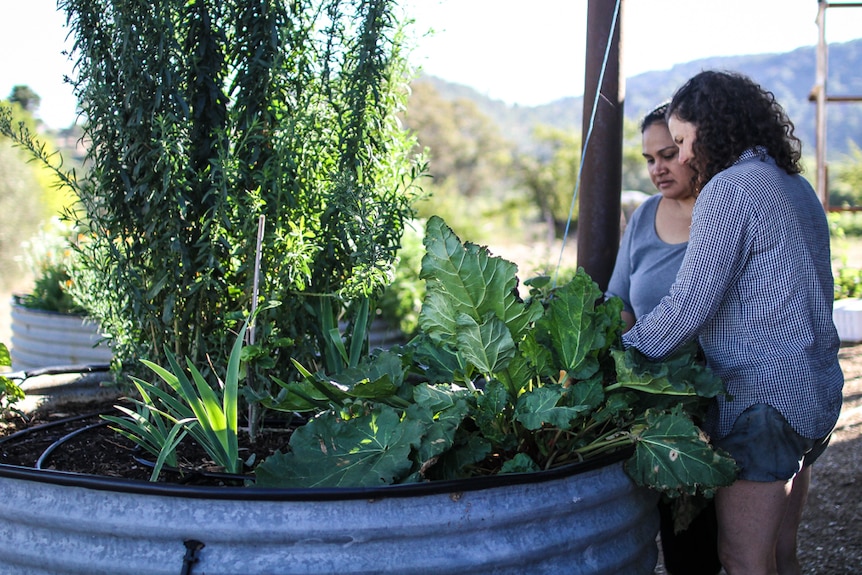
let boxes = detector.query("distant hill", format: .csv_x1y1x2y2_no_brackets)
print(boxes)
422,38,862,161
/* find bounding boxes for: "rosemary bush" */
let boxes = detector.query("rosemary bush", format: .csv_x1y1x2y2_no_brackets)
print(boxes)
21,0,425,394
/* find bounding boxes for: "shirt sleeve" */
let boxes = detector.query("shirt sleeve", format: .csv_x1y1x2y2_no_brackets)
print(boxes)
621,174,756,359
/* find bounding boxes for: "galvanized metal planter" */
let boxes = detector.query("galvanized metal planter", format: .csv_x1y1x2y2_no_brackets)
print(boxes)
9,299,112,370
834,297,862,343
0,453,659,575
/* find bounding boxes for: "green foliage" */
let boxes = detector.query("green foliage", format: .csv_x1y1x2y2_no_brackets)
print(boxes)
253,215,737,497
517,125,582,239
621,117,653,193
403,80,530,246
0,343,25,417
828,142,862,210
624,406,737,496
101,380,189,481
105,311,263,478
403,80,514,199
376,220,425,335
255,406,425,488
0,103,46,290
16,218,86,314
0,96,78,215
834,265,862,299
830,211,862,238
830,211,862,299
2,1,425,402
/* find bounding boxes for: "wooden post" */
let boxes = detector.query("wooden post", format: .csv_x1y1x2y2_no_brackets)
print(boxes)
578,0,624,290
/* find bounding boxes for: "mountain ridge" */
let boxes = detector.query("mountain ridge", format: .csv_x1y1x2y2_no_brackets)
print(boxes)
421,38,862,160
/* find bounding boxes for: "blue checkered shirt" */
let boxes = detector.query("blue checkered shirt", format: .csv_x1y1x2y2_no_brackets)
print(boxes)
622,148,844,440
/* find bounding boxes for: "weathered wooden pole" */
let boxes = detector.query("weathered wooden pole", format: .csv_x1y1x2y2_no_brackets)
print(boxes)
578,0,624,291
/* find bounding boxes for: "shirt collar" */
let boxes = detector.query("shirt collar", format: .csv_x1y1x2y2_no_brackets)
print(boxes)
734,146,771,165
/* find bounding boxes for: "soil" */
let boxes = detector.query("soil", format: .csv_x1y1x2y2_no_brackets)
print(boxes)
0,395,296,486
796,342,862,575
2,343,861,574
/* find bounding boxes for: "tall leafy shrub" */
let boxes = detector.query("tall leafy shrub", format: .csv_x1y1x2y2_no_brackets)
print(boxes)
55,0,422,384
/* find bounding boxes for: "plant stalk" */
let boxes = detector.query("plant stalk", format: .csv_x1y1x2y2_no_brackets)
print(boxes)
247,215,266,442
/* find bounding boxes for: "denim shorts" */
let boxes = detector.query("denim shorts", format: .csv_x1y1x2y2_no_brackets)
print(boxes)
713,403,832,482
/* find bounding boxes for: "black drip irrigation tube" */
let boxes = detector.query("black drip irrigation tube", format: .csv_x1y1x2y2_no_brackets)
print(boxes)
36,420,110,469
1,440,634,503
131,451,254,484
7,364,111,383
0,410,110,447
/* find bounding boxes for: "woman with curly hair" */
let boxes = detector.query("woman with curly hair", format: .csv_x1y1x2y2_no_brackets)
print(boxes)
621,70,844,575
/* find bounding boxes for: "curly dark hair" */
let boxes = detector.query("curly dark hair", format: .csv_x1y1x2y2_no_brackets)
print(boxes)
666,70,802,192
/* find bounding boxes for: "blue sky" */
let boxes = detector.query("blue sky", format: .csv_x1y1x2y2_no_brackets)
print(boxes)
3,0,862,129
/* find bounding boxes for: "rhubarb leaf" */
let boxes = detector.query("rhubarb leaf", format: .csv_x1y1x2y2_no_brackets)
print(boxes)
254,406,424,488
455,312,516,375
515,385,592,430
625,408,738,497
535,270,614,380
611,345,725,398
418,216,542,345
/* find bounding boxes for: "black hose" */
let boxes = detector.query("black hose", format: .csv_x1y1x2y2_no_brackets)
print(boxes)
132,454,254,484
0,411,109,446
5,364,111,383
36,420,111,469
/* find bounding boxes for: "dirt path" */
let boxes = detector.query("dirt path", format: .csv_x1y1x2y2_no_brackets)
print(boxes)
797,342,862,574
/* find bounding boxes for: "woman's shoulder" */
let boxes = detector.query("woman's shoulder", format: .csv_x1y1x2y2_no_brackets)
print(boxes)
620,193,661,243
709,150,790,198
721,148,781,180
627,193,661,221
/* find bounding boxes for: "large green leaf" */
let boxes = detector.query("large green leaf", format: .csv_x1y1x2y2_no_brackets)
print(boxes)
406,392,470,474
408,334,469,384
269,350,409,413
566,376,605,412
418,216,542,344
412,382,473,413
514,386,592,430
500,453,541,474
423,434,492,481
535,270,612,380
332,350,405,400
263,377,338,413
455,312,516,375
518,331,556,381
496,352,538,398
611,345,725,398
254,407,425,488
625,408,738,496
474,380,515,447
